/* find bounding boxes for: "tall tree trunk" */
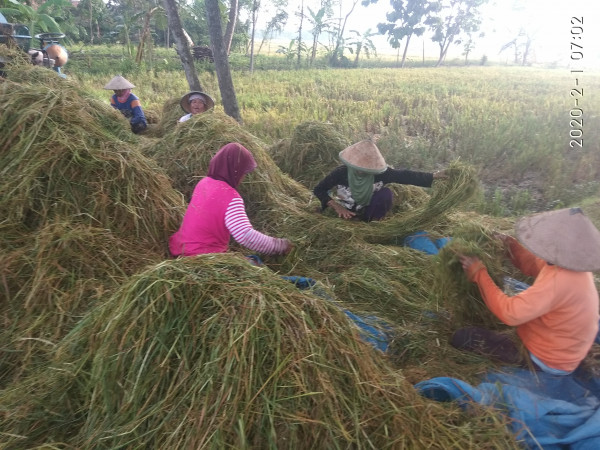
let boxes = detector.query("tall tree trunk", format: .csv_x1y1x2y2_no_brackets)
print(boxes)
401,33,412,68
162,0,202,91
249,0,257,73
353,43,361,67
296,0,303,67
330,0,358,65
310,32,318,65
522,38,531,65
436,38,452,67
88,1,93,45
206,0,242,123
224,0,238,55
136,7,158,64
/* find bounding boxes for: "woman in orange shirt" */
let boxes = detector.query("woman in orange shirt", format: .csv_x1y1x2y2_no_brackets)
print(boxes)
454,207,600,375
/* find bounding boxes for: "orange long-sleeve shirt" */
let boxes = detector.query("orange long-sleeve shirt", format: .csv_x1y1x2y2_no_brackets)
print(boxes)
468,237,599,372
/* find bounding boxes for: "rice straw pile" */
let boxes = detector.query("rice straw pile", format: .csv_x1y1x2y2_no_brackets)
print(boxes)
0,255,517,449
268,121,351,188
0,65,184,244
146,96,183,137
0,222,162,385
0,58,526,448
0,63,184,386
142,111,311,211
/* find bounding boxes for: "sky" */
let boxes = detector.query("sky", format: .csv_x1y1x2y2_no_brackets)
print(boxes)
253,0,599,68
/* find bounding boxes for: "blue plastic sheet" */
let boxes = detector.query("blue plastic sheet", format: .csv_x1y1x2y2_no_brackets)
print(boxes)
415,367,600,449
281,276,394,352
403,231,451,255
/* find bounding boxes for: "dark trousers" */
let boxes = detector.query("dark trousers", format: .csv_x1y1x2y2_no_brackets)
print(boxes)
362,187,393,222
451,326,527,366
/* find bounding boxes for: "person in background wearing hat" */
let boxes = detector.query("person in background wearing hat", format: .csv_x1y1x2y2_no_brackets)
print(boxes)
169,143,293,257
103,75,147,134
453,207,600,376
178,91,215,123
313,139,447,222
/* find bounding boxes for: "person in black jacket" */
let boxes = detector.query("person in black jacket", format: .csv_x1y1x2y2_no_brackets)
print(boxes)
313,140,447,222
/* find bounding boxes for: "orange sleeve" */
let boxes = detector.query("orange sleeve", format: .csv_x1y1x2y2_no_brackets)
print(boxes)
471,266,555,326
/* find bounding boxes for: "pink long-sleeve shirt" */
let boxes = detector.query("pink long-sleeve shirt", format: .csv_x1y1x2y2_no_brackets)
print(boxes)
169,177,287,256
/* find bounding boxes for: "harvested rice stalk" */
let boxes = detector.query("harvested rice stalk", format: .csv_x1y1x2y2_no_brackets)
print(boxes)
0,65,184,244
0,222,162,387
0,255,517,449
268,121,351,188
431,223,513,329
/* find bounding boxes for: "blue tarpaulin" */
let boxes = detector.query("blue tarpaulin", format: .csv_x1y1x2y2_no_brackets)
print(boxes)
403,230,451,255
281,276,394,352
415,367,600,449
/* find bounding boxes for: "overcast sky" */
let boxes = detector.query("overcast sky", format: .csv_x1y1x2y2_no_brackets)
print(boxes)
252,0,598,67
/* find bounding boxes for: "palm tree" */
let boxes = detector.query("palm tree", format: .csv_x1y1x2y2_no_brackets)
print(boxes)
347,28,377,67
306,6,330,66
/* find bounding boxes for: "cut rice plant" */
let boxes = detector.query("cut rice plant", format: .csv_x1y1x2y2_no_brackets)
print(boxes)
0,64,184,247
0,255,517,449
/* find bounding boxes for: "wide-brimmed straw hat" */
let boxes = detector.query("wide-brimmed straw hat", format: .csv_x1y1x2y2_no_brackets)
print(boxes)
339,140,387,174
515,207,600,271
103,75,135,90
180,91,215,113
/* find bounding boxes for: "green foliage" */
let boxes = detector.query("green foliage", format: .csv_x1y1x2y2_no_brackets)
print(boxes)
1,0,64,37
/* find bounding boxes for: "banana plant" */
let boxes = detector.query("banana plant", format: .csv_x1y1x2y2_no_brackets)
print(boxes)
0,0,64,38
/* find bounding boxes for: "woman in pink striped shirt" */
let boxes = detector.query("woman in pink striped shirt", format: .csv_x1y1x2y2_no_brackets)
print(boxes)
169,143,292,257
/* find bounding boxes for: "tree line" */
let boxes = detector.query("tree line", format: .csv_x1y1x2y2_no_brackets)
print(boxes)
0,0,491,123
1,0,492,68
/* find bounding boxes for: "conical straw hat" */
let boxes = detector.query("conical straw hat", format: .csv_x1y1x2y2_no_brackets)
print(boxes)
515,207,600,271
339,140,387,174
180,91,215,113
103,75,135,90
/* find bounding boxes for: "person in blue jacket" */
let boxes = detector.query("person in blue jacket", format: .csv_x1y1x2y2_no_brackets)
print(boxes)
104,75,147,134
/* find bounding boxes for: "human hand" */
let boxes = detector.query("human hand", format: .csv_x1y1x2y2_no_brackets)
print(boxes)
433,169,449,180
329,200,356,220
278,238,294,255
492,232,509,242
458,253,485,282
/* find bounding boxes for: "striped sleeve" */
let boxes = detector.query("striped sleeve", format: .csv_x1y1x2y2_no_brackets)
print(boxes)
224,197,286,255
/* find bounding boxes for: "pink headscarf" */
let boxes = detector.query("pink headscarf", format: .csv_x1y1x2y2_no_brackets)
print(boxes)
207,143,257,188
116,88,131,102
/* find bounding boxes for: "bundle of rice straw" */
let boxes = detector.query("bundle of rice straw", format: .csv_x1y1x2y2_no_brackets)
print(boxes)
431,220,517,329
0,221,162,387
0,63,184,247
0,62,184,386
0,254,516,449
268,121,351,188
142,111,310,209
